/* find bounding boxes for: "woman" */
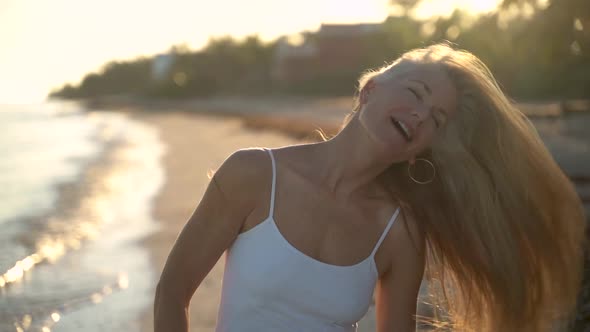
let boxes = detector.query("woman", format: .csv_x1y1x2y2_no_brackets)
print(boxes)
154,43,587,332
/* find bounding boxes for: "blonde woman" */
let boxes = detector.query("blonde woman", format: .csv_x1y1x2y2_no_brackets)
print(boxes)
154,43,587,332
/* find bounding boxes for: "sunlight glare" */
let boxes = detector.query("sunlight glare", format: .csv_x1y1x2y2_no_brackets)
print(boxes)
90,293,103,304
574,18,584,31
1,0,505,104
21,315,31,330
414,0,501,19
118,273,129,289
319,0,389,23
469,0,500,13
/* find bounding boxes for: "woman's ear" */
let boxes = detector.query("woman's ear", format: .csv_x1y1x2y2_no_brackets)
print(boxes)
359,79,376,105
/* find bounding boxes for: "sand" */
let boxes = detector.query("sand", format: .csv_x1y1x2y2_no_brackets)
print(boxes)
131,110,378,331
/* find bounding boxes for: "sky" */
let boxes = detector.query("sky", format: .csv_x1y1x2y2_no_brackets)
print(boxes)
0,0,501,104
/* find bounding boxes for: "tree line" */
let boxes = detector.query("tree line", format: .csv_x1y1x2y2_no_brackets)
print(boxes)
49,0,589,101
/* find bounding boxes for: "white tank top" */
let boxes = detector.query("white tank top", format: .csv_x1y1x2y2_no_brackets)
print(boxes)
215,148,400,332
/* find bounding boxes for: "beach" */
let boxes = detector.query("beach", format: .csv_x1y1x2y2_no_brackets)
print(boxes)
0,104,165,331
3,98,586,331
1,101,383,332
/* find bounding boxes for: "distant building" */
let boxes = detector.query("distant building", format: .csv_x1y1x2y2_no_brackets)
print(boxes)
151,54,176,82
271,36,318,83
316,23,381,75
272,23,383,84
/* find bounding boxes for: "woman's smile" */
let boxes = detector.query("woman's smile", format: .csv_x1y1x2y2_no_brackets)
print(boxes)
390,116,412,142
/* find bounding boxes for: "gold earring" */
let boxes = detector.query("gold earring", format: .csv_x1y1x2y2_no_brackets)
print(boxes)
408,158,436,184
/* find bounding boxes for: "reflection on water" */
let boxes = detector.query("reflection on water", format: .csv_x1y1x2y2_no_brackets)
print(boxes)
0,102,165,331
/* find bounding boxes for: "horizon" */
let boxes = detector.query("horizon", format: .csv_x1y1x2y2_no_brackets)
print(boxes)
0,0,501,105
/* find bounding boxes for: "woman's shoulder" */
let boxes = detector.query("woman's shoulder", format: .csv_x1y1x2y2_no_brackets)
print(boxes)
223,147,270,170
211,148,272,199
215,147,270,179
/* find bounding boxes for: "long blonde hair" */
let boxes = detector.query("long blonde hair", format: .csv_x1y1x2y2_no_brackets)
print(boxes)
330,43,587,331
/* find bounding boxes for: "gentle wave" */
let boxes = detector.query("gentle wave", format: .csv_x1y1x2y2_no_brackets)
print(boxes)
0,102,165,331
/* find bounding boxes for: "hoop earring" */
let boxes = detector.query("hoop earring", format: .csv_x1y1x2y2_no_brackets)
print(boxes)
408,158,436,184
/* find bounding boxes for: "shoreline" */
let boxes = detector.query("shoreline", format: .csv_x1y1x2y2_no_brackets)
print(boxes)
74,95,590,143
83,95,590,202
0,109,164,331
78,95,348,141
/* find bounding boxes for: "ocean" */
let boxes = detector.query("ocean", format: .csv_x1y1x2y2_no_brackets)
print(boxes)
0,101,165,331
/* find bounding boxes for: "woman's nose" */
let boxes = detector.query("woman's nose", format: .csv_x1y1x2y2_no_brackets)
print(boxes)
411,105,430,123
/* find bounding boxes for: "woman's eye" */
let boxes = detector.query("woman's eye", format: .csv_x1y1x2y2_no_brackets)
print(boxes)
407,87,422,101
433,111,446,129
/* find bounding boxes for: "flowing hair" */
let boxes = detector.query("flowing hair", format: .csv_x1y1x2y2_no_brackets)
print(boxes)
325,43,587,331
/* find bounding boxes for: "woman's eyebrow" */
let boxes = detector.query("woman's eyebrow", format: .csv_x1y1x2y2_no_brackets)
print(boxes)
410,79,432,95
437,106,448,117
430,105,448,119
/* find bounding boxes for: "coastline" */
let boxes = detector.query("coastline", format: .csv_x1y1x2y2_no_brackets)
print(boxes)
87,95,590,204
0,108,165,331
80,95,349,140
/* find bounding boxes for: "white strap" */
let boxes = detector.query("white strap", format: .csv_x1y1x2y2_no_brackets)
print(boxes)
266,148,277,218
371,207,400,256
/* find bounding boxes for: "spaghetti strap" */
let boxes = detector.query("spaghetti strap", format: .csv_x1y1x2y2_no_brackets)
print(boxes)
265,148,277,219
371,207,400,257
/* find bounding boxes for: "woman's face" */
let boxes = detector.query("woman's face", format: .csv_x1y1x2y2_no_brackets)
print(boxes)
358,63,457,161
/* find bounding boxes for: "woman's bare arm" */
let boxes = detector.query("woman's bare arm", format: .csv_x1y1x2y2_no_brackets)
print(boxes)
154,149,265,332
375,212,426,332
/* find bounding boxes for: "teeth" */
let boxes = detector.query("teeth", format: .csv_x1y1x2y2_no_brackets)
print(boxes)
391,118,411,141
398,121,410,139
